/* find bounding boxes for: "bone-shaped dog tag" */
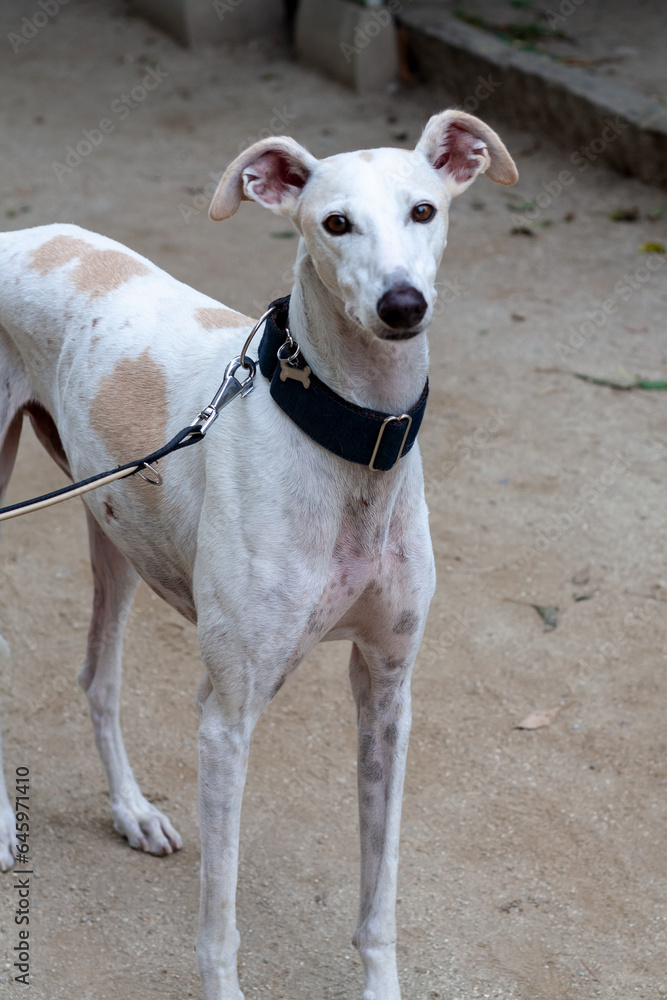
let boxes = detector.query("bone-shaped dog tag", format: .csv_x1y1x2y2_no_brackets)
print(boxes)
279,360,311,389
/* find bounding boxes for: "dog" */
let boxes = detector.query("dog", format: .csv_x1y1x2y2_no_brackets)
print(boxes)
0,110,517,1000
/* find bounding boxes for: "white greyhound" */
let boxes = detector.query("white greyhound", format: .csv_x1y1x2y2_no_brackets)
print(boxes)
0,110,517,1000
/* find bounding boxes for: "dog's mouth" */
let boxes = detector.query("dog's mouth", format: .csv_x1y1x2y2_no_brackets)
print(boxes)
377,326,425,342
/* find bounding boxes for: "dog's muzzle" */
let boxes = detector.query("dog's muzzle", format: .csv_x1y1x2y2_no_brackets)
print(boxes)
376,284,427,339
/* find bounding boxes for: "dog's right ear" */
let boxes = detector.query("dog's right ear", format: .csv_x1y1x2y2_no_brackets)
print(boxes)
209,137,318,221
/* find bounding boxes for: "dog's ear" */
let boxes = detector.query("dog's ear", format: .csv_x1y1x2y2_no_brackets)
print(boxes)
210,137,318,221
415,110,518,198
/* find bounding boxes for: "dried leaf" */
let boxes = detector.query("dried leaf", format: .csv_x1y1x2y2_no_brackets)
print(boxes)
501,597,558,630
515,705,562,730
639,241,665,253
532,604,558,630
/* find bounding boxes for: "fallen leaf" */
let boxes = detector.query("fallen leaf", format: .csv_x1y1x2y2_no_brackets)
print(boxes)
515,705,562,730
532,604,559,630
502,597,559,630
575,373,667,391
636,379,667,390
639,241,665,253
608,206,638,221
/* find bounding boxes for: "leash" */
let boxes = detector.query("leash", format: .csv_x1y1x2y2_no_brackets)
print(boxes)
0,306,275,523
0,296,430,521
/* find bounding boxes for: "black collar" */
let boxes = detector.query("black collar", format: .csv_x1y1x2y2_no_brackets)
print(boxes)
257,295,429,472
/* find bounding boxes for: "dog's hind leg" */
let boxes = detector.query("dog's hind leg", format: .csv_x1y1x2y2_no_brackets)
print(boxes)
78,509,182,855
0,362,28,871
0,433,18,864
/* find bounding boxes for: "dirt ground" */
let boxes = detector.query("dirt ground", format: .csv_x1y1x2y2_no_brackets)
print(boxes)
1,2,666,999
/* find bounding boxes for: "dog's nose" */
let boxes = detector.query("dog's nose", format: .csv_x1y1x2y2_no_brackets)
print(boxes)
377,285,427,332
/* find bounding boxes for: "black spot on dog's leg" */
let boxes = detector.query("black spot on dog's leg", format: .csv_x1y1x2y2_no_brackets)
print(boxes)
393,610,419,635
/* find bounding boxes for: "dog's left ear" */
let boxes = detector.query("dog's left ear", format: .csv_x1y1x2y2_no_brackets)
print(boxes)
416,110,518,198
210,136,318,221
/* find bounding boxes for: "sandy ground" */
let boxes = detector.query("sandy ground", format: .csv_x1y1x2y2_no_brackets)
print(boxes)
1,2,667,999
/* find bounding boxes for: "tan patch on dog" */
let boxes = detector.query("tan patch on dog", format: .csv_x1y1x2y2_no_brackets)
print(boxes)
360,151,373,162
71,249,150,298
195,307,253,330
29,235,150,299
90,348,167,464
29,235,91,274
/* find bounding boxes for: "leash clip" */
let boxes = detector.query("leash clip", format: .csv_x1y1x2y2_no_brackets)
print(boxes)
191,356,257,437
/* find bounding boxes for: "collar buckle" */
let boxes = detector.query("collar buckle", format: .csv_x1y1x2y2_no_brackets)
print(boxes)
369,413,413,471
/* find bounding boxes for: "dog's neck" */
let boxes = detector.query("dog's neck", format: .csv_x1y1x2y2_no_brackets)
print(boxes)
288,249,429,416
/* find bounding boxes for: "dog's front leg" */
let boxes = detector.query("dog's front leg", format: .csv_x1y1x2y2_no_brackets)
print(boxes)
195,670,260,1000
349,641,418,1000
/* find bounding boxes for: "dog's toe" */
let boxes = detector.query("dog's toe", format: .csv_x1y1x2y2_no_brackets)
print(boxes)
113,797,182,856
139,814,181,856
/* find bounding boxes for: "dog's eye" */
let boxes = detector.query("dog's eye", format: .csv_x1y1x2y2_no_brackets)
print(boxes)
323,214,351,235
412,203,436,224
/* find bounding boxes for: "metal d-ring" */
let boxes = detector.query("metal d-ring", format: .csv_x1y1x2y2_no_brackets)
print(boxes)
137,462,163,485
239,304,279,371
277,337,301,366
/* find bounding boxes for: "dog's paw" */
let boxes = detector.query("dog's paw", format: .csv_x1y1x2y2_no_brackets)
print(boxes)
0,806,16,871
112,795,183,856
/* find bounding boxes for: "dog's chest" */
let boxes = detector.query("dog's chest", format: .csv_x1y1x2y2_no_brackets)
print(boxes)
303,491,408,638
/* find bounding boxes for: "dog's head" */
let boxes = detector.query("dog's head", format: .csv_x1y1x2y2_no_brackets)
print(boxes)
210,111,517,342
